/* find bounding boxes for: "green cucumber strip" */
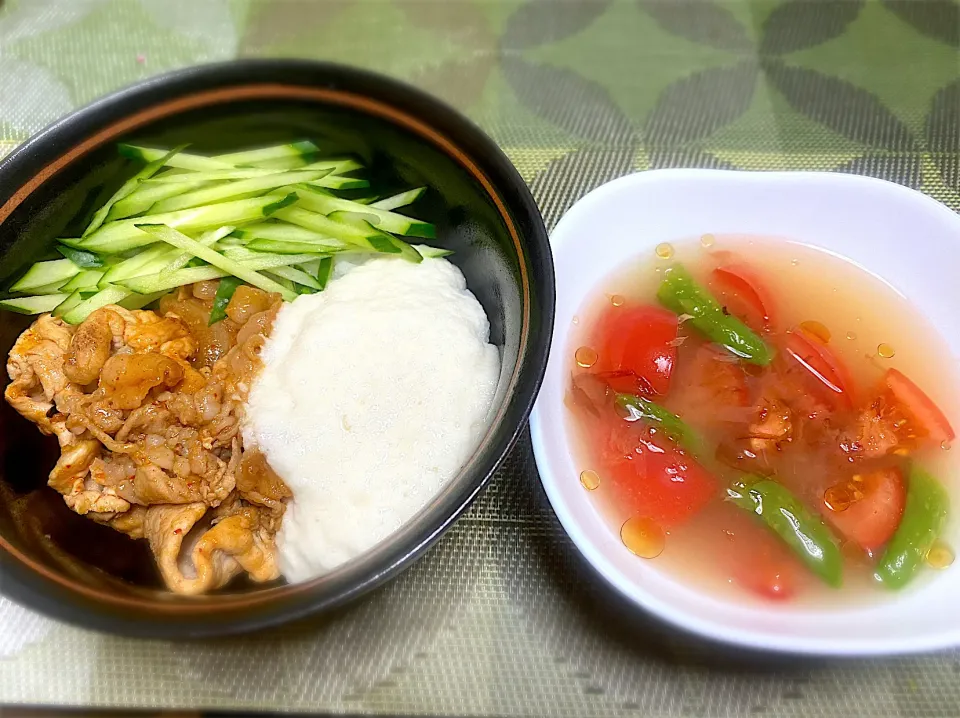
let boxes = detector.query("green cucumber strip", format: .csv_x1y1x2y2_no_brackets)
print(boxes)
372,187,426,211
213,141,320,166
308,176,370,190
120,253,317,294
79,195,294,254
263,272,297,293
118,291,167,311
222,246,321,262
144,168,280,184
61,285,131,325
327,211,421,262
416,245,453,259
352,196,379,205
57,245,104,268
136,224,298,301
272,204,402,255
150,169,330,214
245,239,341,255
160,225,235,279
245,156,309,171
118,144,233,171
85,145,186,236
303,158,363,174
25,279,71,295
254,156,359,172
298,258,320,276
11,259,80,292
315,256,334,290
209,277,244,325
62,269,105,292
106,179,210,221
0,293,71,315
295,186,436,238
99,244,179,286
268,264,322,290
233,222,346,247
52,290,85,317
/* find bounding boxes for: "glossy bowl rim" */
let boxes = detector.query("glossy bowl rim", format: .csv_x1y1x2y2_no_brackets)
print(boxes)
0,58,555,637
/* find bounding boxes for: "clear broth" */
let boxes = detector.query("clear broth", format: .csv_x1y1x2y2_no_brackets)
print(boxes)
566,235,960,605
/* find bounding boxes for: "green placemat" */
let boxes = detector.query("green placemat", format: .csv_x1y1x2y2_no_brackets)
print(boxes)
1,0,959,715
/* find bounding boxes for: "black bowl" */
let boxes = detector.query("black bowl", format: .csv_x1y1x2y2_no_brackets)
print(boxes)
0,60,553,637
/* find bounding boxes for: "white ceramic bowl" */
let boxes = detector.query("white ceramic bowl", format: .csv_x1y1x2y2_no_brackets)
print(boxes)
529,169,960,655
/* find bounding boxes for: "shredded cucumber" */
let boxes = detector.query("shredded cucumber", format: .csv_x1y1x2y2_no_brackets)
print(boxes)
61,285,131,325
10,259,80,293
372,187,426,211
0,294,71,315
1,141,447,320
136,224,299,301
86,145,186,234
213,141,320,166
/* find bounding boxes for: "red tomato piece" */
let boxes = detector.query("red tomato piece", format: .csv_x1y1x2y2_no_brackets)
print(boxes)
848,369,955,458
593,305,678,396
595,369,645,395
884,368,955,444
709,264,775,332
716,507,802,601
781,329,854,409
734,543,801,601
600,416,717,527
822,468,906,555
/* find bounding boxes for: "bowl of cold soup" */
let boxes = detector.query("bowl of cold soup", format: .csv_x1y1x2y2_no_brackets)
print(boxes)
531,168,960,655
0,60,553,637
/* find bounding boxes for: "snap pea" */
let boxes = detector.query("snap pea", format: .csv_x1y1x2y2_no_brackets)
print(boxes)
727,477,843,587
657,264,774,365
614,392,704,458
876,466,949,589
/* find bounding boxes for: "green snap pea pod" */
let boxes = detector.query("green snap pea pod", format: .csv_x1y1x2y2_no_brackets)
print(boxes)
727,477,843,587
876,466,949,589
614,392,704,458
657,264,774,365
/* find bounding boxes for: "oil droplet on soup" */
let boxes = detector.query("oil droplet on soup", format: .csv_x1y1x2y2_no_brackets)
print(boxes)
926,541,954,570
655,242,674,259
800,320,831,343
621,517,665,559
580,469,600,491
565,235,960,607
575,346,598,368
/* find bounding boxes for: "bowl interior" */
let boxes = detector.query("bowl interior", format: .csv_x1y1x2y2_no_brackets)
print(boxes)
0,70,548,635
531,168,960,655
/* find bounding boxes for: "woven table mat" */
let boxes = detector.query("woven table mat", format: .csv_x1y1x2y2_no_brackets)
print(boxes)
1,0,960,715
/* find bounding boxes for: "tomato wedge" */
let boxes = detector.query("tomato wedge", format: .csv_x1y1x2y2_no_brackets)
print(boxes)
714,504,802,601
781,328,854,409
599,415,716,527
884,368,955,444
593,304,678,396
822,468,906,555
733,536,802,601
709,264,774,332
